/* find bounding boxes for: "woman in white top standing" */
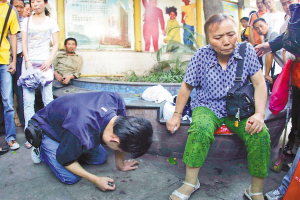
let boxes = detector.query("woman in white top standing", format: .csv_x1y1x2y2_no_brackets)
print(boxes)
21,0,59,128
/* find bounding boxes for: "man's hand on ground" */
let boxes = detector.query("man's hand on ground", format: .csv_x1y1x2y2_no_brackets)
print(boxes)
93,177,116,191
119,159,140,171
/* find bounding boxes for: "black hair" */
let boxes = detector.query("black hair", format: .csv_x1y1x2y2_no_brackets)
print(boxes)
240,17,249,22
253,18,267,27
64,37,77,46
165,6,177,16
249,10,256,16
113,116,153,158
29,0,50,16
204,13,236,43
10,0,24,5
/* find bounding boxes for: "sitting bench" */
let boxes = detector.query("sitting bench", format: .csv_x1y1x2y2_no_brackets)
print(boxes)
53,85,287,161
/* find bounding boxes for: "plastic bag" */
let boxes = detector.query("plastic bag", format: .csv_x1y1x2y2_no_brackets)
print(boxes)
142,85,172,103
163,101,175,120
269,60,292,115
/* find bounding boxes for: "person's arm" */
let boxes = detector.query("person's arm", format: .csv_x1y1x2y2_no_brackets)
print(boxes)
264,53,274,84
245,69,267,135
166,82,193,134
283,50,286,65
269,33,284,52
54,70,63,82
7,34,17,74
40,31,59,72
142,0,147,8
248,26,255,46
65,161,116,191
114,150,140,171
181,12,186,24
74,56,83,78
158,9,165,35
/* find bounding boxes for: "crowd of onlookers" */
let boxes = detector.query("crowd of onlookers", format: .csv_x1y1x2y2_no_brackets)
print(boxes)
0,0,82,153
239,0,300,199
1,0,299,199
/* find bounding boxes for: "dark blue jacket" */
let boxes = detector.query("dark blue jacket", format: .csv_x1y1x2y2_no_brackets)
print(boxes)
33,91,126,165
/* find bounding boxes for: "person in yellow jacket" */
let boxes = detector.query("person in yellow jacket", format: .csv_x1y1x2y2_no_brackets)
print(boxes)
164,6,181,52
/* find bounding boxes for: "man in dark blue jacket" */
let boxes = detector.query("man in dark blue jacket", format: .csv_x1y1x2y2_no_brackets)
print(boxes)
26,91,153,191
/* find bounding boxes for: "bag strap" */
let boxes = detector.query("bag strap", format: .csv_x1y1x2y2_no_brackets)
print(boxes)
256,12,259,19
228,42,247,95
0,4,13,48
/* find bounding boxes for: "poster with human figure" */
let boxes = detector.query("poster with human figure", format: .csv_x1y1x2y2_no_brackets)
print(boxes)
181,0,196,46
141,0,196,52
142,0,165,52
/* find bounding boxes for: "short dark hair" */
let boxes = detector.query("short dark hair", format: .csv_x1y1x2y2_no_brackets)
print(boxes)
114,116,153,158
64,37,77,46
204,13,236,43
253,18,267,27
240,17,249,22
10,0,24,5
165,6,177,16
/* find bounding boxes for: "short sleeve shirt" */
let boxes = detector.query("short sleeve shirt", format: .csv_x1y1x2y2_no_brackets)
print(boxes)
0,3,20,64
181,3,196,26
184,43,261,118
21,16,60,61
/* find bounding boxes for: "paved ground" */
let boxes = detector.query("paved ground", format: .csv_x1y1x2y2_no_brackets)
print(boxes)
0,127,293,200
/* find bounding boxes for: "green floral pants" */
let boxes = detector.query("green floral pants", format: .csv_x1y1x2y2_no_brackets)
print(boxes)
183,107,270,178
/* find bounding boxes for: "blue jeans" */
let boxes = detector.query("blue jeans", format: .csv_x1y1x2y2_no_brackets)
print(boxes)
278,147,300,194
40,135,108,184
22,60,53,128
183,24,194,46
13,55,25,126
0,64,16,143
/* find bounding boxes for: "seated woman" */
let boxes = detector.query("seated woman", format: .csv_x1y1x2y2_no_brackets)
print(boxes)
166,14,270,200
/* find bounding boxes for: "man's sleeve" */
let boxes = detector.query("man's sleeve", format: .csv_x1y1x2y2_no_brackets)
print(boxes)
248,14,255,26
74,55,83,78
9,10,20,35
269,33,284,53
181,5,186,13
53,56,59,71
56,130,83,166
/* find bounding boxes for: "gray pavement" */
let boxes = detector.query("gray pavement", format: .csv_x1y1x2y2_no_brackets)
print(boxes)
0,127,291,200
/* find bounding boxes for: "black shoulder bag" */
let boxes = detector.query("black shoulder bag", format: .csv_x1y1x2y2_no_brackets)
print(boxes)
0,4,13,49
226,42,255,126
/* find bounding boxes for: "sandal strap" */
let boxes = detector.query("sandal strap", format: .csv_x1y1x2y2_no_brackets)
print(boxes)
183,181,197,188
171,190,189,200
248,185,263,196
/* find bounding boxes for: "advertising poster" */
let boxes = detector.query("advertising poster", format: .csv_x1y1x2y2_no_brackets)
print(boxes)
141,0,197,52
65,0,134,50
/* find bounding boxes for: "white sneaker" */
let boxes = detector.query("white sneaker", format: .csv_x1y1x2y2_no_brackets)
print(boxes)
265,189,284,200
8,140,20,150
31,147,41,164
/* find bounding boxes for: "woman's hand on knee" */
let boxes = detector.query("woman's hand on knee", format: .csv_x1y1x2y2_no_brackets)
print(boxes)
166,115,181,134
245,113,264,135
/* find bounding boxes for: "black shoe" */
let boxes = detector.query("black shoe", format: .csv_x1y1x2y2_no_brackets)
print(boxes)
0,147,9,156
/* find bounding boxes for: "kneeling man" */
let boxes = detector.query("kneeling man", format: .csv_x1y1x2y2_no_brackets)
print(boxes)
26,91,153,191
